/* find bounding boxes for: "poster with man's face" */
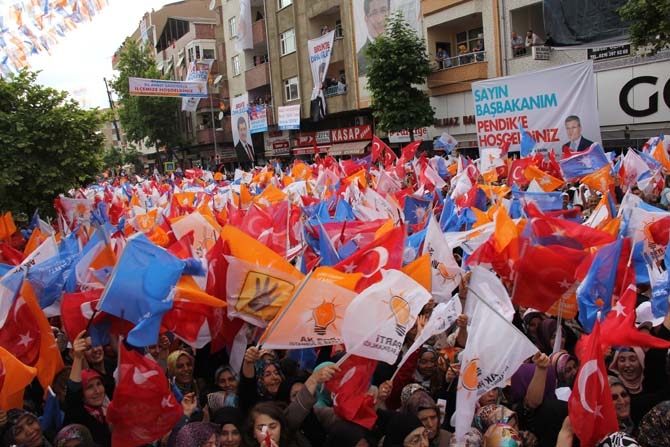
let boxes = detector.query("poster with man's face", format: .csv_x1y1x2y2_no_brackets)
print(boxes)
353,0,421,106
231,93,252,148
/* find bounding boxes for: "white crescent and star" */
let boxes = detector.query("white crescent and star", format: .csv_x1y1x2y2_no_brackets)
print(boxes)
577,359,605,416
133,367,160,385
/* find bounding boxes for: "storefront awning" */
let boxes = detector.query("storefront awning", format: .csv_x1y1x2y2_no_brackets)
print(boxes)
328,140,370,156
292,145,330,155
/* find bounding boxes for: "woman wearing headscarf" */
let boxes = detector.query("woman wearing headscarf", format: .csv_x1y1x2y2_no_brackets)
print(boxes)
323,419,375,447
168,350,200,400
609,348,645,395
382,412,429,447
402,389,452,447
207,365,239,413
608,376,635,436
535,319,565,355
213,407,243,447
1,409,52,447
53,424,96,447
63,331,111,447
175,421,220,447
239,346,286,414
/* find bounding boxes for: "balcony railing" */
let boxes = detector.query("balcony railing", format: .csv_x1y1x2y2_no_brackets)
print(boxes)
435,50,487,70
245,62,270,91
252,18,267,46
324,84,347,97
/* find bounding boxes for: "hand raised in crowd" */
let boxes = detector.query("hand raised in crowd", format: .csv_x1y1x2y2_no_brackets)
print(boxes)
310,363,340,384
532,351,550,370
377,380,393,402
71,330,91,360
458,271,472,300
456,314,468,329
182,392,198,418
243,346,262,365
415,314,429,337
445,361,461,383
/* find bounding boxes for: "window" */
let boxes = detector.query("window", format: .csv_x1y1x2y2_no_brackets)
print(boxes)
203,48,215,59
229,16,237,38
335,20,343,38
280,28,296,55
456,27,483,52
278,0,292,9
284,76,299,101
232,55,241,76
186,41,216,63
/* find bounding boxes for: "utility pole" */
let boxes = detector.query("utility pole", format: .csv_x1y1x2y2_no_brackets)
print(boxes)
103,77,122,143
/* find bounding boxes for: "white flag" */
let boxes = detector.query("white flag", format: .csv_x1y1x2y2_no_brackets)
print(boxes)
454,295,538,444
463,265,515,322
395,299,461,373
342,269,432,364
422,215,463,302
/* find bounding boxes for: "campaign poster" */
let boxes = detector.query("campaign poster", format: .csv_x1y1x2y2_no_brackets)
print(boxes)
181,59,214,112
249,103,268,134
277,105,301,131
472,60,601,155
231,93,252,149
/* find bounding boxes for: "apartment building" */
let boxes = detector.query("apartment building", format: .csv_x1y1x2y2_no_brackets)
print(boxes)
425,0,670,152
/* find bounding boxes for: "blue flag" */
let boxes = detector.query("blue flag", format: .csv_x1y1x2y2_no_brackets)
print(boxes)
404,229,426,266
98,233,185,347
511,189,564,213
559,143,610,180
404,195,432,226
519,127,536,157
27,251,78,309
576,239,623,332
318,223,341,267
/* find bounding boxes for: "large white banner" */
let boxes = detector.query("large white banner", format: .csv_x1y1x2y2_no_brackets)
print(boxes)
308,30,335,115
181,59,214,112
231,93,253,150
472,60,601,155
277,105,301,130
235,0,253,53
129,77,208,97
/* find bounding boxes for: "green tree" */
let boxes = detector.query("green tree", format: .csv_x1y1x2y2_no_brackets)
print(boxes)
0,70,104,218
110,38,185,152
619,0,670,54
365,12,435,141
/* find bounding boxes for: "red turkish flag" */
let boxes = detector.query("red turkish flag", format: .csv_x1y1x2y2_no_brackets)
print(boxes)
61,289,104,343
512,243,587,311
600,282,670,349
326,354,378,430
508,158,533,187
107,343,183,446
333,225,406,292
371,136,390,163
568,320,619,447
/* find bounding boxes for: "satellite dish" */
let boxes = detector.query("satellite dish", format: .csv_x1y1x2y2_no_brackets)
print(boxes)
208,0,216,11
213,74,223,86
218,111,224,120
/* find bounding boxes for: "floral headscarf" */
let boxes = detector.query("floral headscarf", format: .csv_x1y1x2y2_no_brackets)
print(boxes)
254,360,284,398
54,424,94,447
175,421,219,447
636,401,670,447
474,404,517,434
400,383,426,408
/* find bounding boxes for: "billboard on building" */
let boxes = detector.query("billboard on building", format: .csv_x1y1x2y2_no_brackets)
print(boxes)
249,103,268,134
277,105,301,130
129,77,208,97
353,0,421,108
231,93,254,153
182,59,214,112
472,60,601,155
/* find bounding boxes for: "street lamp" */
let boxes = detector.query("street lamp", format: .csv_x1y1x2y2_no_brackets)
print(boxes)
210,74,223,165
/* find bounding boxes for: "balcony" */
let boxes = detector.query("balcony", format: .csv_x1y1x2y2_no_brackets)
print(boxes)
196,127,227,145
422,0,469,15
325,88,349,114
428,51,488,95
330,37,344,62
245,62,271,91
252,18,267,47
197,93,222,111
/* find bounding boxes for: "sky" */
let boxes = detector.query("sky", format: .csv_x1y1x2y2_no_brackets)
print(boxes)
26,0,176,110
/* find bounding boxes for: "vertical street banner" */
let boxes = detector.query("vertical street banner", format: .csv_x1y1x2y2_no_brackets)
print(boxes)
235,0,253,53
231,93,251,149
182,59,214,112
308,30,335,120
249,103,268,134
472,60,600,155
277,105,301,131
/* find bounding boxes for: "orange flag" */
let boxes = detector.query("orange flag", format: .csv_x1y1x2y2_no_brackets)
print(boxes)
0,212,17,241
0,346,37,410
650,139,670,172
402,254,432,291
580,165,615,194
23,227,47,256
523,165,564,192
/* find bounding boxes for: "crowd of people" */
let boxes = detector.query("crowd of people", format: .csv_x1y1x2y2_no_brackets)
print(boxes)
2,133,670,447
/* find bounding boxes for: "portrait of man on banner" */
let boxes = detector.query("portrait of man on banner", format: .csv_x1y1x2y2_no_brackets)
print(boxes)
231,94,254,169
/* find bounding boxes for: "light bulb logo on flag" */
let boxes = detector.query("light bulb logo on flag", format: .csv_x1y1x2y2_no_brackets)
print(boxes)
389,295,410,336
311,299,337,335
460,357,480,393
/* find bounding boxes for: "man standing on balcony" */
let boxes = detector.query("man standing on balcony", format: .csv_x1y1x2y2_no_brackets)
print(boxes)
234,116,255,170
357,0,390,76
